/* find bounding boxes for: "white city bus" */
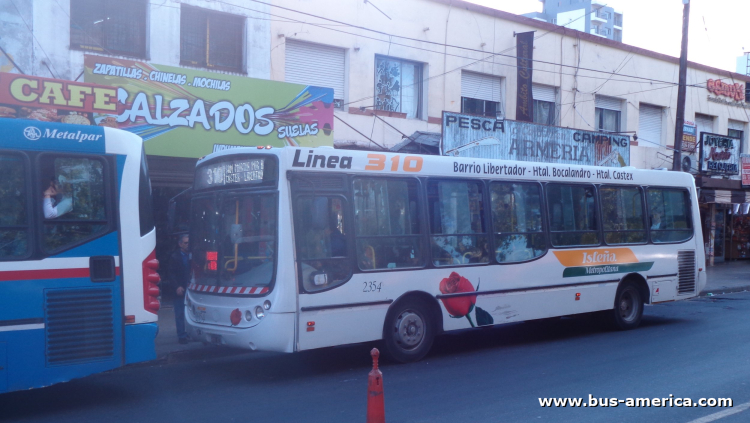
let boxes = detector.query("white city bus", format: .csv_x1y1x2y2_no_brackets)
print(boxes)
183,147,705,362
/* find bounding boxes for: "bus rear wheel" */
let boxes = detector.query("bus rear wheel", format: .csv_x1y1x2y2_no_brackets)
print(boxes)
383,298,435,363
611,281,643,330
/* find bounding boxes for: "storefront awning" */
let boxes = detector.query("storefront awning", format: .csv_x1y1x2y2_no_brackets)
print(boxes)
700,189,750,204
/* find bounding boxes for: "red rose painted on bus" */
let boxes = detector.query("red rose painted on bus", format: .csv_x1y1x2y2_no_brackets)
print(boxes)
439,272,478,327
439,272,494,328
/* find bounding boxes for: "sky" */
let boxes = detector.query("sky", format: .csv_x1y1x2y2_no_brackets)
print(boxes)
466,0,750,74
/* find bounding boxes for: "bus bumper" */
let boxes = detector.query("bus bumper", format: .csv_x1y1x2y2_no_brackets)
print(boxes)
124,322,158,364
185,312,295,353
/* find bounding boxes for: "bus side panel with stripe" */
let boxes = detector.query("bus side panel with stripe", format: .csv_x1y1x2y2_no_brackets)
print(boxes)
0,120,156,393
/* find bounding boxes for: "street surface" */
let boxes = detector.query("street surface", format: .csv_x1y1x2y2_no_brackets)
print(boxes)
2,292,750,423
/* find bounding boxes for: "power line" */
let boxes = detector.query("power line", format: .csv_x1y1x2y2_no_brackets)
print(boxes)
223,0,712,87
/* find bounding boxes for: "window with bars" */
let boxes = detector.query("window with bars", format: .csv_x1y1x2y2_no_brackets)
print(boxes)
70,0,147,58
374,56,422,119
180,6,245,73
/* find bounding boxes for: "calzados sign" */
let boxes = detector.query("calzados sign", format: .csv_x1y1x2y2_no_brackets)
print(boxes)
707,79,745,102
84,55,334,158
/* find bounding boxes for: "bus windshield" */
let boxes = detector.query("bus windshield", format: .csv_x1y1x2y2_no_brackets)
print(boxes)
191,194,277,289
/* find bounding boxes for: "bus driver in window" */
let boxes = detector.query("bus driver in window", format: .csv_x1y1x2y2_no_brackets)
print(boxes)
43,178,73,219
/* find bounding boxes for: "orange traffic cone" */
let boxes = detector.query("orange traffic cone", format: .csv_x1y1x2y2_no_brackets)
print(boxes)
366,348,385,423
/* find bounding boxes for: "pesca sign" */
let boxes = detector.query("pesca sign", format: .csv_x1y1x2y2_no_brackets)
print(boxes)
84,55,334,158
0,72,116,124
700,132,741,175
707,79,745,102
441,112,630,167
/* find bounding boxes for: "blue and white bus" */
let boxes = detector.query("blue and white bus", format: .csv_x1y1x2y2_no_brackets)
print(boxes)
0,119,159,393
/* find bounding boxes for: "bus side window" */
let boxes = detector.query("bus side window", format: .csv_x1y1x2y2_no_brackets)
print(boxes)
39,156,109,253
293,196,351,292
546,184,600,247
427,180,489,266
646,188,692,243
490,182,546,263
600,186,647,244
0,155,29,259
352,177,424,270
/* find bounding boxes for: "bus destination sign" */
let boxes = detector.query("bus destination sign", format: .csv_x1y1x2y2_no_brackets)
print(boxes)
196,158,265,189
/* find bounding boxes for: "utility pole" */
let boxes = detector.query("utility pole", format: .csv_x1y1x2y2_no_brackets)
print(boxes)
672,0,690,171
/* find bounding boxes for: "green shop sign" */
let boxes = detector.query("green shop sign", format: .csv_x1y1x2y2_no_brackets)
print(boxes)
84,55,334,158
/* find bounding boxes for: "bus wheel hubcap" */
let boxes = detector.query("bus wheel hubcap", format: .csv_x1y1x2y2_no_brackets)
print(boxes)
395,311,424,349
619,290,636,322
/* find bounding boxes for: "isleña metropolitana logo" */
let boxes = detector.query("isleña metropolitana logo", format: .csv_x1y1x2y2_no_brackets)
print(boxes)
553,248,654,278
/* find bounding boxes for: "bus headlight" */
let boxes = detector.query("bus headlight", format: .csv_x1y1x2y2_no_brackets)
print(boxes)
255,306,265,320
245,310,253,322
263,300,271,310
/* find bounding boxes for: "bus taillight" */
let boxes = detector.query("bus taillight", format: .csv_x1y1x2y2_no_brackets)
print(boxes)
143,251,160,315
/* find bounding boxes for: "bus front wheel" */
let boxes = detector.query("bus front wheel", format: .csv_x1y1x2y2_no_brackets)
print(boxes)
611,281,644,330
383,298,435,363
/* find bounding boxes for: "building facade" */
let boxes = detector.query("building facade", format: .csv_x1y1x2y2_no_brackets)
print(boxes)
3,0,750,263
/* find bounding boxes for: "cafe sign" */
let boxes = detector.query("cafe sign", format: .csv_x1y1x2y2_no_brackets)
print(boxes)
0,72,116,124
700,132,741,175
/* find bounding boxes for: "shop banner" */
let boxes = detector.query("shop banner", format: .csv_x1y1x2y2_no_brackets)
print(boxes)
83,55,334,158
741,154,750,186
0,72,116,124
681,121,699,174
441,112,630,167
682,121,697,152
700,132,740,175
515,31,534,123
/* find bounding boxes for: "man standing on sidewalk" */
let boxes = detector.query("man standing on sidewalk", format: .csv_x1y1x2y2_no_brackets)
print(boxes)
168,234,191,344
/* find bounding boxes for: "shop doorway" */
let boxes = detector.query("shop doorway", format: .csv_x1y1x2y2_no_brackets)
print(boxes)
146,156,197,301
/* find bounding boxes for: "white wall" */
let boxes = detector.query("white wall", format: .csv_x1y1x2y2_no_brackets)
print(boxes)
270,0,750,169
6,0,271,81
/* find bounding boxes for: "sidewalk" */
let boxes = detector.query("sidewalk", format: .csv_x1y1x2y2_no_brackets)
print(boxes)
702,260,750,296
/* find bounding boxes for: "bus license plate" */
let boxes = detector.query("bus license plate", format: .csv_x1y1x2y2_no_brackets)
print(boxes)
210,334,222,345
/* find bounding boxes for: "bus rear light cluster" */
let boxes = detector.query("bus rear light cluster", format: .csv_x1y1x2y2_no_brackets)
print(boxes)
230,308,242,326
142,250,160,315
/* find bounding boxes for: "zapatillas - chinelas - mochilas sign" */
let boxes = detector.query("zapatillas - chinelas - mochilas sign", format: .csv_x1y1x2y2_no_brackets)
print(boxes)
83,55,334,158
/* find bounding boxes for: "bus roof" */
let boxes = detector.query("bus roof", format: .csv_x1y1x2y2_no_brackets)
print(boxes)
0,118,143,156
197,146,696,188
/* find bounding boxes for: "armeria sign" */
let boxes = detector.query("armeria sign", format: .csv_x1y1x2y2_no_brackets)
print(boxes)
441,112,630,167
700,132,741,175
